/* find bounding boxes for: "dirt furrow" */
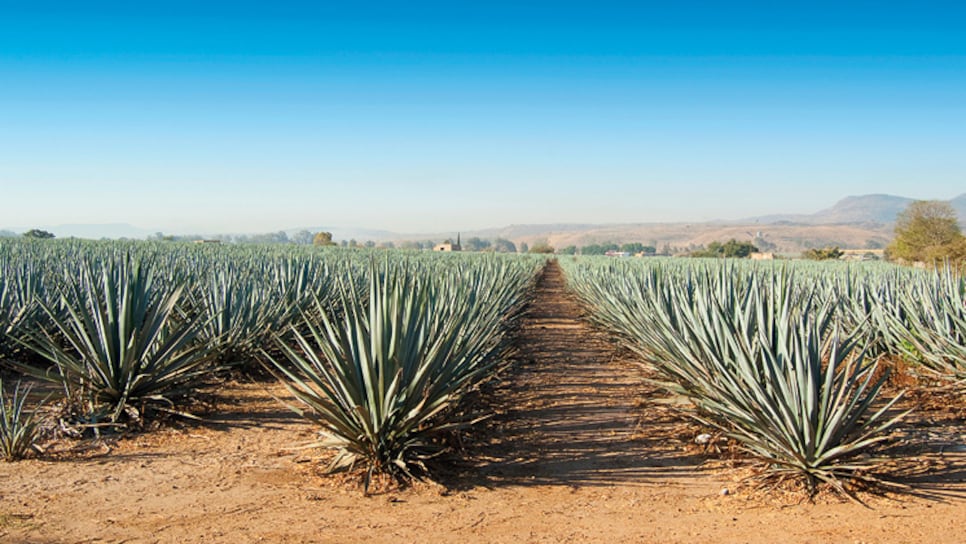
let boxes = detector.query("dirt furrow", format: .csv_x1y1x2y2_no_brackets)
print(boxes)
455,260,702,488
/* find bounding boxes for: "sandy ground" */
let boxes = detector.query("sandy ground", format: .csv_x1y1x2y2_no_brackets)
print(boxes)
1,263,964,543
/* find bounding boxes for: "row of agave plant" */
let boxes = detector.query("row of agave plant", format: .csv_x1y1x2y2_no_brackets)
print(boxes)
0,238,543,485
561,257,964,497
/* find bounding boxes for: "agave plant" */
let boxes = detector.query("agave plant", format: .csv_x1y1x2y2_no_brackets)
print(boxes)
670,290,907,494
0,255,47,355
882,268,966,380
191,265,294,363
0,378,45,461
268,258,533,489
16,256,212,423
563,258,908,496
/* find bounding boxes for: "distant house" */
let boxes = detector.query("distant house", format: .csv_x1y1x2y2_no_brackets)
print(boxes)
193,239,222,244
750,252,774,260
434,234,462,252
604,250,630,257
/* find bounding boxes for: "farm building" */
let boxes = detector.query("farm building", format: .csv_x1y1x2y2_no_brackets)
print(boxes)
433,234,462,252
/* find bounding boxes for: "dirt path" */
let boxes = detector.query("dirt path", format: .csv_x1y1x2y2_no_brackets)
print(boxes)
1,261,964,543
453,259,702,489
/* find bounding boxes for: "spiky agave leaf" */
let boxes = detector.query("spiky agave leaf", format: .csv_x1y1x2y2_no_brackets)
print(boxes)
15,255,212,423
267,257,536,489
562,258,909,497
884,267,966,380
0,378,45,461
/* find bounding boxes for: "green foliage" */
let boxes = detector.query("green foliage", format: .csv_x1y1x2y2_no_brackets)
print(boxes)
491,238,517,253
803,246,844,260
22,229,55,239
562,258,909,498
16,257,212,423
922,237,966,269
580,243,619,255
620,242,656,255
0,379,45,461
887,200,963,263
877,267,966,379
558,246,578,255
0,256,47,349
191,265,300,364
267,258,537,489
528,243,555,254
461,237,491,252
311,231,334,246
691,239,758,258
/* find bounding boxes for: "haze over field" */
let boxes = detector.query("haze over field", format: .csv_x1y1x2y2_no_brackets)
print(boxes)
2,2,964,234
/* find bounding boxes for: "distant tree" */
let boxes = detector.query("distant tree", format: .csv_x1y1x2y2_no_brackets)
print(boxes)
558,245,577,255
312,231,335,246
691,239,758,258
519,242,529,254
491,238,517,253
377,241,395,249
802,246,844,261
620,242,656,255
580,243,620,255
690,244,717,258
150,231,177,242
620,242,643,254
250,231,289,244
529,243,555,254
462,237,491,252
23,229,55,239
292,230,314,245
364,240,376,248
934,238,966,268
722,239,758,257
886,200,963,263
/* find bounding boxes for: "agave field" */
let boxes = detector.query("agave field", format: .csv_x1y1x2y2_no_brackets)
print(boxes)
0,237,964,499
561,256,965,497
0,238,542,486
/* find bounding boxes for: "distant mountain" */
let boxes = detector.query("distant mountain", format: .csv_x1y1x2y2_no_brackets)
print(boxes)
753,193,964,226
5,193,963,253
809,194,915,224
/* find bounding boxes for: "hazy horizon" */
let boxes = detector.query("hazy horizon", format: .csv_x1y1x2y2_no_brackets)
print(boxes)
3,2,965,234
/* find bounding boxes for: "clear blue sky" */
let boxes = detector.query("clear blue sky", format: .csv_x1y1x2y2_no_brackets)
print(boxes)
2,1,964,234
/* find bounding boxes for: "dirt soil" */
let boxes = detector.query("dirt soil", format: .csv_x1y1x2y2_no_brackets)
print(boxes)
2,262,964,543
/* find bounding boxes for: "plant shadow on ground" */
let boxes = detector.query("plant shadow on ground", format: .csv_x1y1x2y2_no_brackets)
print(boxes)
870,389,966,502
436,261,710,492
438,261,966,505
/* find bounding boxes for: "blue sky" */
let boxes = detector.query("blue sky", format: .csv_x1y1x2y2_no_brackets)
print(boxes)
2,1,964,234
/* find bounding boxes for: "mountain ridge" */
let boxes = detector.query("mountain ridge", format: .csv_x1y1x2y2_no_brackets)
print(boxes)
4,193,964,253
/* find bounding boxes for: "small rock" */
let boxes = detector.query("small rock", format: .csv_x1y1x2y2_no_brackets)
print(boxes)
719,488,730,496
695,433,712,445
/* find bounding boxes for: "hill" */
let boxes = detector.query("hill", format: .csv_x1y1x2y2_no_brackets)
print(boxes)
6,193,964,254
